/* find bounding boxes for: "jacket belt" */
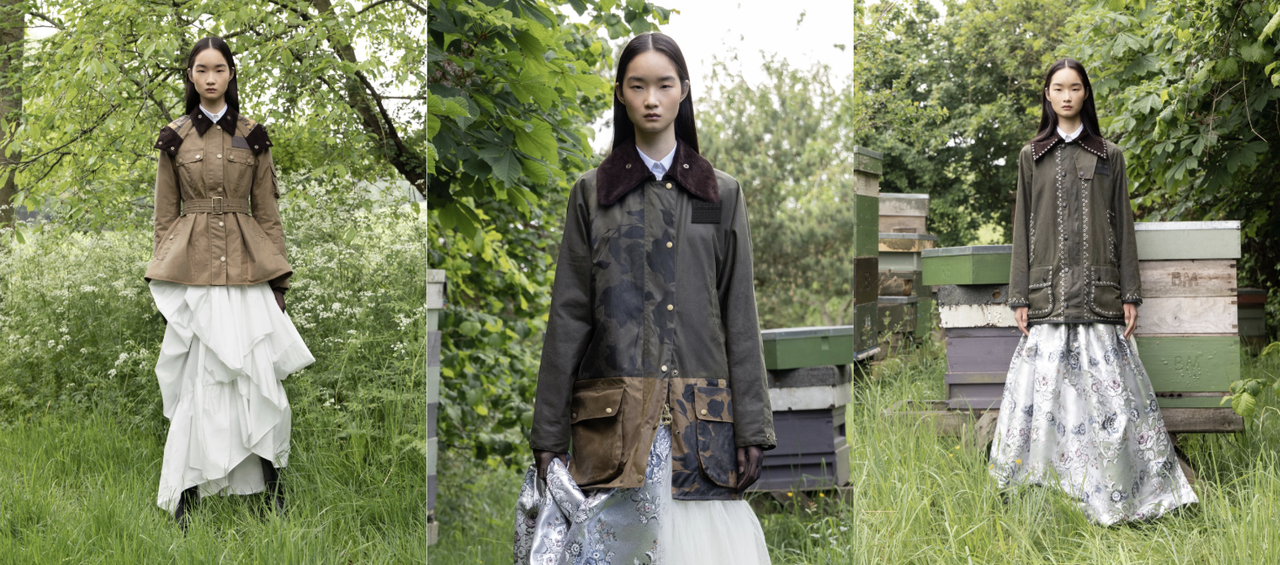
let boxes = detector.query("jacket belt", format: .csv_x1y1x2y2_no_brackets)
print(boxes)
180,197,251,215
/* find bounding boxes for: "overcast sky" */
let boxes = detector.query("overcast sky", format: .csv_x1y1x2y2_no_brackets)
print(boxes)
591,0,855,152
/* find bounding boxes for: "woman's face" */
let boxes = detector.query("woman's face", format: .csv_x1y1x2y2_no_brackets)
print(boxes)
617,50,688,137
1045,67,1087,121
189,48,234,110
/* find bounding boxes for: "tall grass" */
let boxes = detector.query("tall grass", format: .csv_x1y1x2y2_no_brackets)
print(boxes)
0,177,428,561
431,337,1280,564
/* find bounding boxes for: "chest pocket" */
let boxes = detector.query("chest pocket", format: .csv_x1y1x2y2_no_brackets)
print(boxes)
174,152,205,191
225,148,256,195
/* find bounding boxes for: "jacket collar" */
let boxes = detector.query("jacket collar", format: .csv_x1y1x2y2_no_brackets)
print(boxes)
597,142,719,206
1030,128,1108,161
190,106,239,137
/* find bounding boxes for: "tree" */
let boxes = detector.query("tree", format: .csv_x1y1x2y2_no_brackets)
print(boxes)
0,0,20,228
1064,0,1280,331
4,0,426,230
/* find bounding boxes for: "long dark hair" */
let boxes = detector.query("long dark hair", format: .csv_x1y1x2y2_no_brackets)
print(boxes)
610,33,699,153
1031,58,1101,144
183,36,241,115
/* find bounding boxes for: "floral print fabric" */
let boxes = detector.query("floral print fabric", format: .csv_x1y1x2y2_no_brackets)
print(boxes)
515,426,672,564
989,323,1198,525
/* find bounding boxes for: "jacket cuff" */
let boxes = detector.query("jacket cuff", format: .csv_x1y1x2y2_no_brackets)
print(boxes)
1121,293,1142,306
736,428,777,451
271,286,287,295
269,273,291,289
1007,299,1029,308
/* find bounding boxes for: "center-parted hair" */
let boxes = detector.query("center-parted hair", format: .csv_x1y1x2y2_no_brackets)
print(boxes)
183,36,241,115
610,33,700,153
1031,58,1101,144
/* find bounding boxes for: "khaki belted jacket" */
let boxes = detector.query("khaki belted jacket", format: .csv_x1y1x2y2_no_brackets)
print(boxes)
143,108,292,289
1007,130,1142,324
530,143,776,501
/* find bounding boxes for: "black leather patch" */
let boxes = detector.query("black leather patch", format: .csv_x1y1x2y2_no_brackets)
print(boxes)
1095,159,1111,176
245,124,272,154
231,136,250,149
691,200,721,224
155,126,183,156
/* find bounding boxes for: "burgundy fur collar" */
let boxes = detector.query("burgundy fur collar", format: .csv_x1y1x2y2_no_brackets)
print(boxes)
1030,129,1108,161
596,142,720,206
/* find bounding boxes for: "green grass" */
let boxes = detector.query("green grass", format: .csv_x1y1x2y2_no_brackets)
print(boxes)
0,408,427,564
430,337,1280,564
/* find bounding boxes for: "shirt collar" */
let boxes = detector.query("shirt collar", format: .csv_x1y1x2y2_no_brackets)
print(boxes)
1056,124,1084,143
190,104,239,137
636,142,677,181
596,142,720,206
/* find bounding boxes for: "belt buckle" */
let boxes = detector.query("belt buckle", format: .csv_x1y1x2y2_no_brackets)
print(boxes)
211,196,223,215
660,403,673,426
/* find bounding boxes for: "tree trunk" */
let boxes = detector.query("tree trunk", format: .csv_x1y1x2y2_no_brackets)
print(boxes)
0,0,22,228
308,0,424,198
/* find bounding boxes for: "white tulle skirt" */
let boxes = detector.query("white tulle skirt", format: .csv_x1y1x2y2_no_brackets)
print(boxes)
150,281,314,513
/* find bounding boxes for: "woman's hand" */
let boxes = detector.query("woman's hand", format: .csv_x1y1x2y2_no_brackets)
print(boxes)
1123,303,1138,338
736,446,763,491
273,288,286,312
534,450,569,481
1015,306,1029,336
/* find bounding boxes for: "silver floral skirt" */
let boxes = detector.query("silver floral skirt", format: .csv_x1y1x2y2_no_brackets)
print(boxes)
988,323,1198,525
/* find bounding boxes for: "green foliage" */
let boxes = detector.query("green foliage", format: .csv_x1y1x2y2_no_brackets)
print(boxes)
1227,341,1280,419
1064,0,1280,314
8,0,426,230
854,0,1079,246
698,55,943,328
428,0,670,238
0,174,427,472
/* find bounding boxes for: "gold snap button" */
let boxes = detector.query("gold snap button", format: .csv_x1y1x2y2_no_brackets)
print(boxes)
169,146,174,151
683,164,689,169
168,235,173,240
666,241,673,248
220,256,226,262
572,412,577,419
605,407,613,414
637,474,644,482
625,163,631,169
665,183,672,189
195,155,201,159
218,221,224,227
666,304,673,311
672,370,678,376
217,154,222,159
700,409,708,415
661,365,668,372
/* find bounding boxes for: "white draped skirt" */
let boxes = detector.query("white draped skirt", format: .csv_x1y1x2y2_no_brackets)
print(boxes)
150,281,314,513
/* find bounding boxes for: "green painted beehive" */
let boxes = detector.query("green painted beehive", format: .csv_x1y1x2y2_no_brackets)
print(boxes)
915,297,934,338
1135,221,1241,261
762,326,859,370
921,245,1012,286
853,194,880,257
1136,335,1240,408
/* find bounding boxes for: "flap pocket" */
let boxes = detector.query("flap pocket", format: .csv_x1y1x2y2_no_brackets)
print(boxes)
1029,266,1053,290
176,153,204,166
570,385,624,423
694,386,734,423
226,149,256,166
1092,265,1120,288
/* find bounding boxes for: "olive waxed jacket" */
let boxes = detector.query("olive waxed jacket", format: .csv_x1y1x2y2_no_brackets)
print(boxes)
144,109,292,289
530,143,776,501
1007,131,1142,324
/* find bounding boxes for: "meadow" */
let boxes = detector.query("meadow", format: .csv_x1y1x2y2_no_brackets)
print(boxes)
0,179,429,563
432,337,1280,564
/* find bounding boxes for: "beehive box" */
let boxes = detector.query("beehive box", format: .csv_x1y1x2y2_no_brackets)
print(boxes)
915,297,934,339
854,256,880,306
752,405,850,491
877,296,918,334
878,232,936,253
879,270,923,297
426,269,444,546
853,302,880,355
880,251,925,272
1134,221,1241,261
767,365,853,411
762,326,859,370
922,245,1012,286
854,195,881,258
879,193,929,234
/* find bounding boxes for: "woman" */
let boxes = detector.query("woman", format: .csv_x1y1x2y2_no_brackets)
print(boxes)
527,32,775,563
145,36,314,530
990,58,1197,525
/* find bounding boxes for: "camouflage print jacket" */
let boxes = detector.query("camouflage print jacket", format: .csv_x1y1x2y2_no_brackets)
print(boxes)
530,142,776,501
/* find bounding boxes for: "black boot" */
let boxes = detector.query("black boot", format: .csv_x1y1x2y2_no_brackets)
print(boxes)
173,486,199,532
260,456,285,516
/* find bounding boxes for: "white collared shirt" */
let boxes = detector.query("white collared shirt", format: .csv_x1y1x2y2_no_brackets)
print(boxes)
201,104,228,124
1057,124,1084,143
637,142,677,181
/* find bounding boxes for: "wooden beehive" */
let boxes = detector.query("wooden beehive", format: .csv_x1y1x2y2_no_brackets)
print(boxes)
762,326,862,370
427,269,444,546
755,365,851,491
921,245,1012,286
879,193,929,234
1239,288,1268,353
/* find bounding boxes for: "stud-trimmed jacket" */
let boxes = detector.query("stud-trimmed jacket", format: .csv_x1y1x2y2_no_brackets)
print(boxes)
1007,130,1142,324
144,108,292,289
530,142,776,501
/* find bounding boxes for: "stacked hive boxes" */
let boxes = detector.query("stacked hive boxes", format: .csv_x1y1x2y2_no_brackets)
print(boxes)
756,328,858,491
878,193,937,343
921,246,1017,408
851,146,882,355
927,222,1245,412
427,269,444,546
